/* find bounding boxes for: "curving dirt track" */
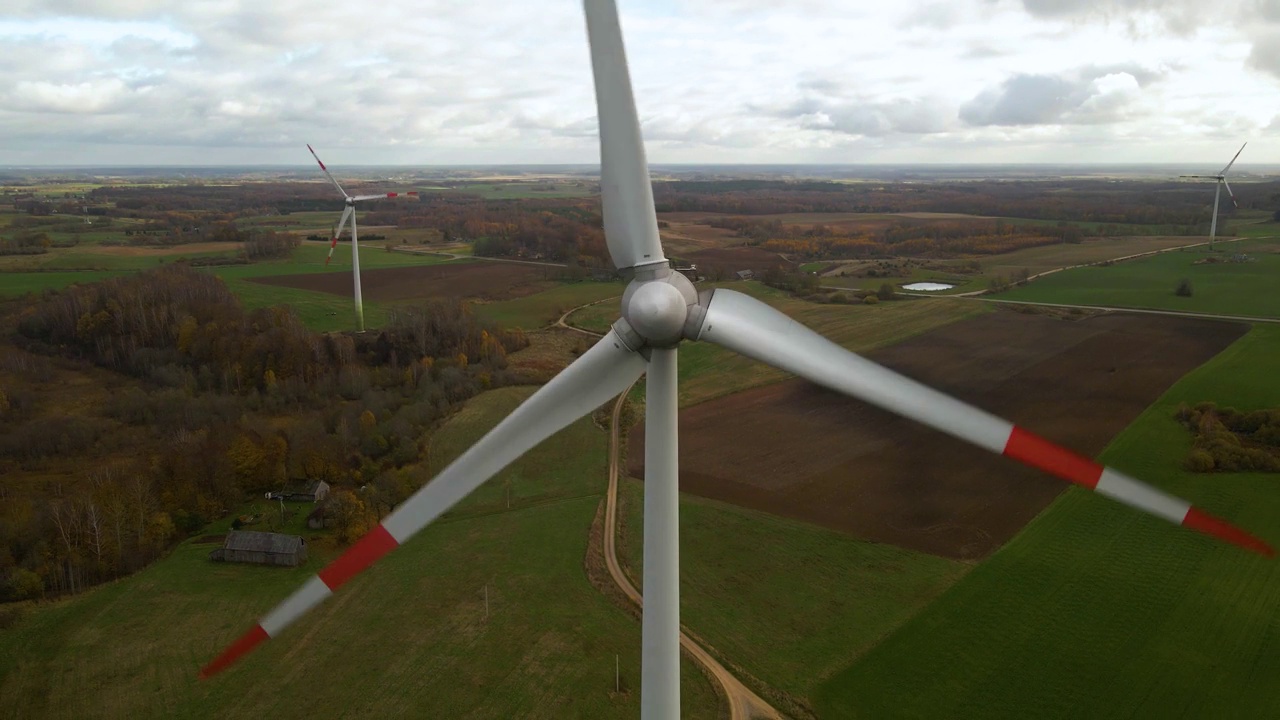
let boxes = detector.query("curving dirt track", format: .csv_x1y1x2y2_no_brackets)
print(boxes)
248,262,554,303
628,310,1247,560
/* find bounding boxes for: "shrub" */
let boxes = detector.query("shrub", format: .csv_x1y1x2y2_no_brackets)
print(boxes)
1186,448,1215,472
1175,278,1193,297
863,295,879,305
877,283,895,301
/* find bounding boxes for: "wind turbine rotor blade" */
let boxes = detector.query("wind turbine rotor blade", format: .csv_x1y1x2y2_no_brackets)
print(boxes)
641,346,680,718
199,329,647,679
326,206,354,266
1224,178,1238,207
583,0,666,272
307,144,348,198
693,289,1273,557
1220,142,1247,176
1180,175,1219,179
350,193,405,202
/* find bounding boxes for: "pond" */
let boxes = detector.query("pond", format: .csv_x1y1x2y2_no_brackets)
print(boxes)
902,282,955,291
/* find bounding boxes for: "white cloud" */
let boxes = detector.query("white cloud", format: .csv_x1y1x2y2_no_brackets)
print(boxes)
0,0,1275,164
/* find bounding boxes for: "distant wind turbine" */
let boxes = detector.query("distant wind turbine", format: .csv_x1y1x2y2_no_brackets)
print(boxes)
1181,143,1246,251
307,144,418,332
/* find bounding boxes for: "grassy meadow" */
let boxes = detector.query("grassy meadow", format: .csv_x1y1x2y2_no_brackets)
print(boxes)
820,235,1222,295
0,386,721,720
615,479,970,716
472,281,623,332
997,237,1280,319
815,324,1280,718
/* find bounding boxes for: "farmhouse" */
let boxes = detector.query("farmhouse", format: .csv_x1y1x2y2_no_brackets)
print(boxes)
209,531,308,567
735,269,755,280
268,479,330,503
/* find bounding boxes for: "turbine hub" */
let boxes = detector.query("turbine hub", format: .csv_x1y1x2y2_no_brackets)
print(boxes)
623,275,691,347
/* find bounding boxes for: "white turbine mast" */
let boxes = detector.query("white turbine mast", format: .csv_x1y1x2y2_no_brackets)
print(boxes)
205,4,1273,716
1181,142,1246,251
307,144,418,332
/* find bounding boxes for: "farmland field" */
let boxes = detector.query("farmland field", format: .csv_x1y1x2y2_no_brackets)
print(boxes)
997,236,1280,318
630,310,1246,558
249,261,565,304
614,478,970,715
816,324,1280,719
568,283,995,406
0,386,721,720
821,235,1224,294
473,281,623,331
669,284,992,408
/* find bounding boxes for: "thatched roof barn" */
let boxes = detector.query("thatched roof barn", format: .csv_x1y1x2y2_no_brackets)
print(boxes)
209,531,308,567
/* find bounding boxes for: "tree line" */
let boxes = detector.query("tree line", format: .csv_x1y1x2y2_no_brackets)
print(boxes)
652,178,1280,227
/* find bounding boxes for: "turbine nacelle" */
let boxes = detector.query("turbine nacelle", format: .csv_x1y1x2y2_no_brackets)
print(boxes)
617,266,699,349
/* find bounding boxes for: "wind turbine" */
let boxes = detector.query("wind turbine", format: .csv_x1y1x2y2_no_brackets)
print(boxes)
203,3,1273,716
1181,142,1246,251
307,144,418,332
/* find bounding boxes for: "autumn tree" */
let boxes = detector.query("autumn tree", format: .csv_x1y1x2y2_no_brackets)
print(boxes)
328,489,374,544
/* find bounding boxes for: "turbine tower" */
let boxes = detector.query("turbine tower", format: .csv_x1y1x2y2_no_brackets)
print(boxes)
204,4,1273,716
307,144,417,332
1181,143,1246,251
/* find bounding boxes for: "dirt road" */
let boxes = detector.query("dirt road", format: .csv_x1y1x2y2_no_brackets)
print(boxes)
604,384,782,720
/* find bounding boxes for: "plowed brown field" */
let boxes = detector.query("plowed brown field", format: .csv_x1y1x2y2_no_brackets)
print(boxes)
628,310,1246,560
685,247,795,277
248,262,553,302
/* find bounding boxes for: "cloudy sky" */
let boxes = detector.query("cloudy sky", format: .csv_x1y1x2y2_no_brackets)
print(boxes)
2,0,1279,166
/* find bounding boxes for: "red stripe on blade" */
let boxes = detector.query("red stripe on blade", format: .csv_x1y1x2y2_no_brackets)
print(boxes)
1003,426,1104,489
199,624,268,679
317,524,399,591
1183,507,1274,557
407,192,419,196
386,192,398,198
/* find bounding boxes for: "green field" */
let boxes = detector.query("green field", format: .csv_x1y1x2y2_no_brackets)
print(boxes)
447,182,595,200
0,270,136,296
473,281,623,331
816,324,1280,718
615,480,969,715
0,243,462,333
0,386,720,719
997,237,1280,318
820,235,1224,296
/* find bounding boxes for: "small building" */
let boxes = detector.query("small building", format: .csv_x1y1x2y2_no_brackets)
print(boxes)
735,269,755,281
209,531,308,567
269,480,331,504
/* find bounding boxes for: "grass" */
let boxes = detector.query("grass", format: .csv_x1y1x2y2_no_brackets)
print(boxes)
0,386,721,719
815,324,1280,719
820,236,1216,295
0,270,135,297
0,241,460,332
473,281,624,331
568,301,622,335
615,479,969,714
997,237,1280,319
447,183,595,200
